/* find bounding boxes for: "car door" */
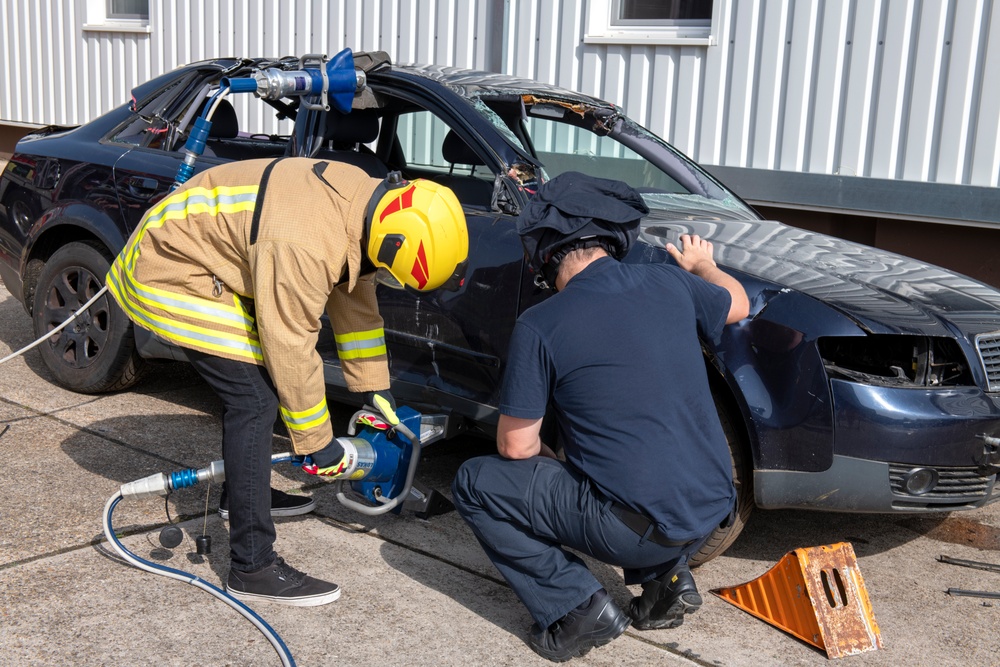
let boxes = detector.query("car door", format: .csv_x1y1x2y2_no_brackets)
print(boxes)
366,104,527,413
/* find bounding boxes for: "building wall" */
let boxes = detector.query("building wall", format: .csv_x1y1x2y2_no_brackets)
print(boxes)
4,0,997,189
503,0,1000,189
0,0,495,133
2,0,999,284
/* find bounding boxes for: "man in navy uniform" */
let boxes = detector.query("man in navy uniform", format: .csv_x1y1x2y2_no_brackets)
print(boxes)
452,172,749,661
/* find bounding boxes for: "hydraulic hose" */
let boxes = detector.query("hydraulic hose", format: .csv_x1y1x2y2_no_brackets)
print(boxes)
104,493,295,667
104,453,302,667
0,285,109,366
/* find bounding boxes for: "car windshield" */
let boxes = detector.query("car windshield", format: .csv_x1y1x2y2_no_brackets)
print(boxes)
472,92,757,219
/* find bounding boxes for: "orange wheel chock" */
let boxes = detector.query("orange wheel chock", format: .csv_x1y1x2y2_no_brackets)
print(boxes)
712,542,882,658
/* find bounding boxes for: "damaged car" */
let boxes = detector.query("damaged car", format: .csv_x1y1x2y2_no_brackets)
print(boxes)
2,51,999,564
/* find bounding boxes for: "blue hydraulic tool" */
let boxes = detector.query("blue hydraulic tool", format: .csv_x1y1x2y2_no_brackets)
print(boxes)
103,406,447,667
173,48,364,187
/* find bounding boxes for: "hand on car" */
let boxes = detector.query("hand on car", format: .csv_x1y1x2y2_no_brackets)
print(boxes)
666,234,717,275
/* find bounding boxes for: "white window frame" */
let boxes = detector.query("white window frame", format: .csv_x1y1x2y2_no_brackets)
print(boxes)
585,0,719,46
83,0,152,34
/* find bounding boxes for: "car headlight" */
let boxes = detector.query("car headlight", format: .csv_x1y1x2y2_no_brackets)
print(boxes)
817,335,972,387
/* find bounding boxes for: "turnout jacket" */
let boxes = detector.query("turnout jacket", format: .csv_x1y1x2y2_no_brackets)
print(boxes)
107,158,389,455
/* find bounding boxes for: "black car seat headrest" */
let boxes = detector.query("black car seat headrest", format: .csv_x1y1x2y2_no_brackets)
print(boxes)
442,130,484,166
324,110,380,146
204,98,239,139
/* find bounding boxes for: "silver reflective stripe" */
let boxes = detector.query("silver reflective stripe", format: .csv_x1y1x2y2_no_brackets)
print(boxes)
123,277,254,327
129,191,259,271
336,336,386,354
109,271,262,357
283,404,330,427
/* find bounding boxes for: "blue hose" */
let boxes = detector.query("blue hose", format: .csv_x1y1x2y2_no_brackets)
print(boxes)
104,482,298,665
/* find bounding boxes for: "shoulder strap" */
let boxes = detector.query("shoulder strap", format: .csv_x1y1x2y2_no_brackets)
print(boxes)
249,158,285,245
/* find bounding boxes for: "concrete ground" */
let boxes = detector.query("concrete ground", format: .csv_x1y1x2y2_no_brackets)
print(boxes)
1,277,999,667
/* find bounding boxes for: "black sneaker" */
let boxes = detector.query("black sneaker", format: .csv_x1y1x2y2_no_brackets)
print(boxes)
218,487,316,520
627,562,703,630
226,556,341,606
528,589,631,662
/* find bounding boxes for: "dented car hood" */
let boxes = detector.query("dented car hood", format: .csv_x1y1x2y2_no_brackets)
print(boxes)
639,214,1000,338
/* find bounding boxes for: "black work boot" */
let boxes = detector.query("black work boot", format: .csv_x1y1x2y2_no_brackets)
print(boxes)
528,589,631,662
628,562,703,630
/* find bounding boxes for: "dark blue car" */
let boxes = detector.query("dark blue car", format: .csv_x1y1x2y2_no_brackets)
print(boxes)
2,52,999,564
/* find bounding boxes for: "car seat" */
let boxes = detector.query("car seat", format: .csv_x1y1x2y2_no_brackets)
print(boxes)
196,98,239,158
439,130,492,206
317,110,388,178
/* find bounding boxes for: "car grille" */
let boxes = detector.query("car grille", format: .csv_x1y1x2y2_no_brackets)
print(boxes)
889,464,993,500
976,332,1000,392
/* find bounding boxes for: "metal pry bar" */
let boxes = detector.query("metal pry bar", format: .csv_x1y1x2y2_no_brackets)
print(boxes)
946,588,1000,599
938,555,1000,574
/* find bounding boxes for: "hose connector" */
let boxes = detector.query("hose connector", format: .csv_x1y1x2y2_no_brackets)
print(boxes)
120,473,171,499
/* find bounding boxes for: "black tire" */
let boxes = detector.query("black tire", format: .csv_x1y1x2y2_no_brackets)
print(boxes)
31,241,145,393
689,391,754,566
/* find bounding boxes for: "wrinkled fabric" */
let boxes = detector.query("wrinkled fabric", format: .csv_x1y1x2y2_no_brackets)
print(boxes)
516,171,649,273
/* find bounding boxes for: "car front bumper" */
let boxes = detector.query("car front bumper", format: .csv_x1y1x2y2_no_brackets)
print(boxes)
755,454,1000,512
754,380,1000,512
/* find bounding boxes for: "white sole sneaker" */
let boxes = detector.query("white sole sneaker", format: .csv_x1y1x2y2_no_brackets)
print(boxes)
226,585,341,607
219,496,316,521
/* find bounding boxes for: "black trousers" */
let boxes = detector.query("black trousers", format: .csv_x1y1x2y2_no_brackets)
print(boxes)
452,455,701,630
187,350,279,572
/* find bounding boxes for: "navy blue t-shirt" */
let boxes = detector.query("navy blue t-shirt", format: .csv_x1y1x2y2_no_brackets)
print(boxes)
499,256,736,542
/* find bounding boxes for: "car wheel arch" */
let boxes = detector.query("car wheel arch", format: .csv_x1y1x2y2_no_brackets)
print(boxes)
687,354,758,565
21,216,125,313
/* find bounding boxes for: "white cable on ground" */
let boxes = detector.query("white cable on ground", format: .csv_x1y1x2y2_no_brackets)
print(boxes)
0,285,110,365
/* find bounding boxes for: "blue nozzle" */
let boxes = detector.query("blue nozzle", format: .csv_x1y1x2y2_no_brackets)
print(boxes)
185,116,212,153
325,48,356,114
223,77,259,94
217,49,358,114
169,468,199,490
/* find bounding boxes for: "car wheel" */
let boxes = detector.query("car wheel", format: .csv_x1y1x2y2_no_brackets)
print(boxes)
31,241,145,393
689,391,754,566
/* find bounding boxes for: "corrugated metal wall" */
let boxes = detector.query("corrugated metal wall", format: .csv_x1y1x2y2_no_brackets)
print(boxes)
504,0,1000,188
0,0,492,133
2,0,998,189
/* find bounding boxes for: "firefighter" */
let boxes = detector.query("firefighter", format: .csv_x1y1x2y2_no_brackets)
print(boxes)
107,157,468,606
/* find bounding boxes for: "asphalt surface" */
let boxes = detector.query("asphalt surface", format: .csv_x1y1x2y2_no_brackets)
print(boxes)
2,274,1000,666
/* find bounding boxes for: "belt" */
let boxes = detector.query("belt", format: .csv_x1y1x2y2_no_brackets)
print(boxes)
609,502,695,548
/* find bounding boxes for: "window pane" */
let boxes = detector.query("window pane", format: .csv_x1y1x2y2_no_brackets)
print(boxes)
620,0,712,21
524,116,689,194
108,0,149,20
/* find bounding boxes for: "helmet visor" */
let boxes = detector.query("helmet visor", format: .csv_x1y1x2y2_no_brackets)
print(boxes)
374,267,405,290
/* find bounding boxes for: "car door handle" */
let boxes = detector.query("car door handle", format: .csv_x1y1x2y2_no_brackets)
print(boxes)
126,176,159,199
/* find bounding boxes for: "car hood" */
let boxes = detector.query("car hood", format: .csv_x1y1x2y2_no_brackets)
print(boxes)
639,213,1000,337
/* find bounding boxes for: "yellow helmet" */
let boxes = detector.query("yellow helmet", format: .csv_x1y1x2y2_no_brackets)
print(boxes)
366,173,469,292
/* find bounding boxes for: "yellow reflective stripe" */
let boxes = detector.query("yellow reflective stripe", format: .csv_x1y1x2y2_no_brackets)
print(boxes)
117,264,255,332
125,185,258,272
334,328,387,360
107,264,263,361
280,399,330,431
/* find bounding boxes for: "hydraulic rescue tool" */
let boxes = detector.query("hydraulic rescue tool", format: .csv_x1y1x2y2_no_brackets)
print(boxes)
103,407,449,667
173,47,363,187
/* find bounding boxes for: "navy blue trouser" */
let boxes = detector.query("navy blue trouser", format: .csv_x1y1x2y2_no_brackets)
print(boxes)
187,350,279,572
452,455,698,630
